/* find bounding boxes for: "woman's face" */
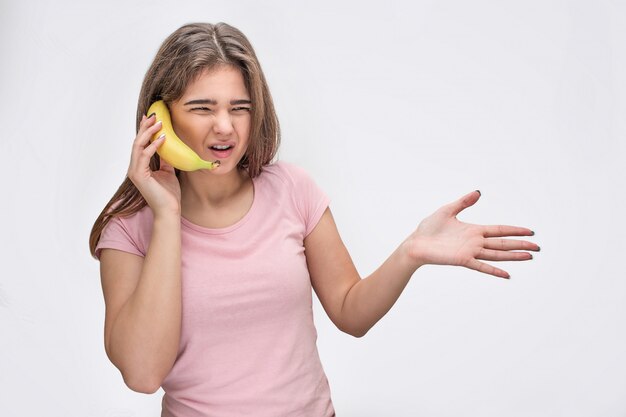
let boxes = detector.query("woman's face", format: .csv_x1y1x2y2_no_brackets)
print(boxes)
169,65,252,173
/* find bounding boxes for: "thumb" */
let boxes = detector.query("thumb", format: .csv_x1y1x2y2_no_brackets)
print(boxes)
447,190,481,217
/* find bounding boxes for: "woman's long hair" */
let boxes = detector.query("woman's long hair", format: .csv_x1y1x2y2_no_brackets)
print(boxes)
89,22,280,258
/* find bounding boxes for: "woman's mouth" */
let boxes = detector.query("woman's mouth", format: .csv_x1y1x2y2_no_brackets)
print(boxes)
209,144,234,159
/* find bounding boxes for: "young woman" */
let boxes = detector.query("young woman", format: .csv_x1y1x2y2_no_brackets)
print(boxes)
89,22,539,416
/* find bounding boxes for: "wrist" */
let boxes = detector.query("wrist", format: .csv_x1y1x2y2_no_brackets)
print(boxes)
400,237,426,271
154,209,181,223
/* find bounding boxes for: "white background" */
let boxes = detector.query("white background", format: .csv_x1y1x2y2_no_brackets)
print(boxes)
1,0,625,416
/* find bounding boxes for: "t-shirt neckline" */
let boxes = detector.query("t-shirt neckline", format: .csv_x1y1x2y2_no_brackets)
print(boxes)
180,175,259,235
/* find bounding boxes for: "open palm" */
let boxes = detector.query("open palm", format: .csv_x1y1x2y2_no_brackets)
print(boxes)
406,191,539,279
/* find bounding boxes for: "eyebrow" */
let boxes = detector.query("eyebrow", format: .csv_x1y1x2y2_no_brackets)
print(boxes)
184,99,252,106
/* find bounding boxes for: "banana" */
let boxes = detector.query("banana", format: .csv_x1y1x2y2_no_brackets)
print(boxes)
146,100,220,171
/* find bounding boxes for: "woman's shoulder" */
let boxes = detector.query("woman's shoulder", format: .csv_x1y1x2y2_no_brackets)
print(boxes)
259,160,314,187
259,161,329,234
105,203,154,232
96,204,154,260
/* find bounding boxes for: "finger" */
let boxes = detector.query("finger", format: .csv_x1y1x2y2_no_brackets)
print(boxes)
484,238,540,252
138,112,156,133
466,258,510,279
133,120,163,149
136,134,166,166
129,122,163,174
445,190,481,217
476,248,533,262
483,225,534,238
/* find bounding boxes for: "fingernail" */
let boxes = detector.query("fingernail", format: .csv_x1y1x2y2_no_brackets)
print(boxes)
530,230,535,236
536,246,541,252
148,112,156,119
476,190,481,196
157,133,166,140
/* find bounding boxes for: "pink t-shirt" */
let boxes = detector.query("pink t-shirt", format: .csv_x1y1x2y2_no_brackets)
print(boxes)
95,161,335,417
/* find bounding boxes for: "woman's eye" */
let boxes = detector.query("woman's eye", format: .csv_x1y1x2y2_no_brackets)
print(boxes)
233,107,251,112
191,107,212,112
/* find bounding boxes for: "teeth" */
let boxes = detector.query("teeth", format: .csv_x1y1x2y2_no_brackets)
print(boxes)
212,145,231,150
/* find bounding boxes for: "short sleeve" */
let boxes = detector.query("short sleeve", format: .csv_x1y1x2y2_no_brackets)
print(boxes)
94,214,146,260
278,162,331,237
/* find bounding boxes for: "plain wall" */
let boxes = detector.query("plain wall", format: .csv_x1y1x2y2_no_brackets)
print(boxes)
1,0,625,415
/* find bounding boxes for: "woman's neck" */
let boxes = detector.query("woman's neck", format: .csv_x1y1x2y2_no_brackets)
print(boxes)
178,168,251,211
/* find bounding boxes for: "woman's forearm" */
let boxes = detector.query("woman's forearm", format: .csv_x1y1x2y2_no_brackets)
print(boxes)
108,213,182,393
340,242,422,337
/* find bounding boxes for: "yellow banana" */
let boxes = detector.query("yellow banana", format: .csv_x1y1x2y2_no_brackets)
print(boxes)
146,100,220,171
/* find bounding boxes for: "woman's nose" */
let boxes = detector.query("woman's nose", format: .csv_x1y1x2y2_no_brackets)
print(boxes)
213,111,234,135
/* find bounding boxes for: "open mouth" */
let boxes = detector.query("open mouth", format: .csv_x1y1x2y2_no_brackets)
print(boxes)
209,144,235,159
210,145,233,151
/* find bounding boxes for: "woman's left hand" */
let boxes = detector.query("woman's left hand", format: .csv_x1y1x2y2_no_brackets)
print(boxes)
404,190,540,279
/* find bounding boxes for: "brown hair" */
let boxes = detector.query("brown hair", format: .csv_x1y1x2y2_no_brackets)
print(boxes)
89,22,280,259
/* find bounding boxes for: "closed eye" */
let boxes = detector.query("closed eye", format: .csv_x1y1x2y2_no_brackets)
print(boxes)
191,106,212,112
233,107,251,112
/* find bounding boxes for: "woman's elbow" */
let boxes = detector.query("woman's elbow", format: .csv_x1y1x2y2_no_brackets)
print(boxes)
339,322,369,338
107,347,164,393
350,329,369,338
122,372,162,394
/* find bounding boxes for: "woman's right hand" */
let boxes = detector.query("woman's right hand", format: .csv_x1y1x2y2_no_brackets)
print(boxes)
127,114,182,216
